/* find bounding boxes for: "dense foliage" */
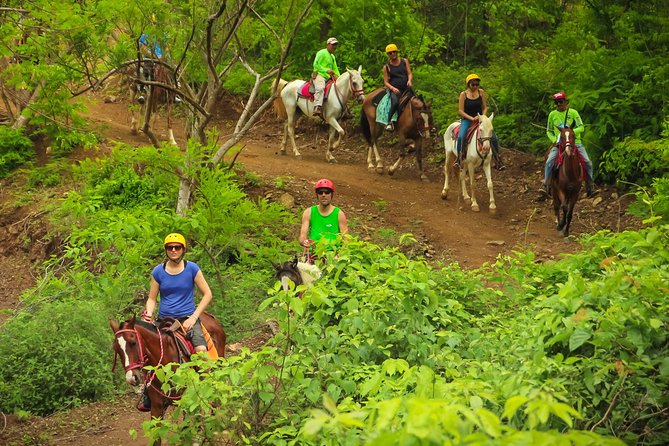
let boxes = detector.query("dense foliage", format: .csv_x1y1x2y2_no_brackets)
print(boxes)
145,227,668,444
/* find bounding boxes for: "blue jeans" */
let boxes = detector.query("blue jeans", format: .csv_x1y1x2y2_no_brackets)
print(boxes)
544,143,593,183
456,118,472,156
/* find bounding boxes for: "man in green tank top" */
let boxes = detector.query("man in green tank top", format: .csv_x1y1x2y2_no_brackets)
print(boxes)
299,178,348,253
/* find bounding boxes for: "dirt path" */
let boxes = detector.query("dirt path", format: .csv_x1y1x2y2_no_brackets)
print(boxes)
0,91,641,445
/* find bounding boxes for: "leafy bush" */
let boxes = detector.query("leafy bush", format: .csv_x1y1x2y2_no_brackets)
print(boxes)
0,126,34,178
0,300,117,416
599,136,669,185
628,176,669,223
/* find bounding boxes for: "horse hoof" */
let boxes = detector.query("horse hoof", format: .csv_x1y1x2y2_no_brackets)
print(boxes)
489,207,497,214
472,205,480,212
441,192,448,200
388,169,395,176
420,175,429,183
375,166,384,175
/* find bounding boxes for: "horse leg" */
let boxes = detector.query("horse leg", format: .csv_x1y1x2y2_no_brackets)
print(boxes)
468,159,480,212
414,140,429,182
280,121,289,155
325,118,344,163
286,111,301,157
563,199,575,237
441,151,454,199
166,101,177,146
483,159,496,212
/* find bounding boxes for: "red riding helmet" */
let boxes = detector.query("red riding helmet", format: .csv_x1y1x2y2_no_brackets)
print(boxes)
552,91,568,101
314,178,334,193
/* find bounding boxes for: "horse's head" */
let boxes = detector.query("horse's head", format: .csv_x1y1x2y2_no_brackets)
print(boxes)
411,95,434,138
477,113,495,155
558,126,576,156
347,66,365,103
110,317,146,387
275,257,303,291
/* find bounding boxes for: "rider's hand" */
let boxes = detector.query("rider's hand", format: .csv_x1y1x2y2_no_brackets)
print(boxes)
183,314,197,331
141,310,153,323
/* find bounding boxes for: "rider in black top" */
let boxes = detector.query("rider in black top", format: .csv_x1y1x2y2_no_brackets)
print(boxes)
383,43,413,131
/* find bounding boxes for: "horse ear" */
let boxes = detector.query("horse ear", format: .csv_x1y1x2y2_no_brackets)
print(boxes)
489,112,494,121
357,65,362,73
110,319,119,331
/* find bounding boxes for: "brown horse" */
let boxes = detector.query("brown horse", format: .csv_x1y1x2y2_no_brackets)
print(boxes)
550,126,583,237
110,313,225,438
360,88,434,181
128,59,178,146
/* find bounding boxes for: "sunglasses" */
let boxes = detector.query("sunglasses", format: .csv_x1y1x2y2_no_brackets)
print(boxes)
388,51,398,54
470,82,480,87
165,245,183,251
554,99,565,104
316,189,332,195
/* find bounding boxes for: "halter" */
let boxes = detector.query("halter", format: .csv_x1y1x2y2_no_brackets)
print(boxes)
112,327,149,373
331,71,365,119
409,96,433,137
476,122,494,160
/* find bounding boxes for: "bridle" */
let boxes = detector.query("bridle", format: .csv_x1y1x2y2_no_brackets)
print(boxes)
331,71,365,119
476,122,494,159
112,323,181,401
112,326,150,373
409,96,433,138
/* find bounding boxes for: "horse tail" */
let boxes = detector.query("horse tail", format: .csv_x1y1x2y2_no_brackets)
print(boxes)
360,106,372,143
272,78,289,119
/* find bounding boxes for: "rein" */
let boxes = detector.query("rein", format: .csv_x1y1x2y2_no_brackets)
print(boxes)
112,324,182,401
476,123,494,160
331,71,364,120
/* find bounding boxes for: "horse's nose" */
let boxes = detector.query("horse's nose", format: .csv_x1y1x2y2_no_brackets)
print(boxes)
357,95,365,104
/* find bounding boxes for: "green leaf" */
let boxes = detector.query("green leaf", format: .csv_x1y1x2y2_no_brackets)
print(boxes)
569,328,592,351
476,408,502,438
502,395,528,420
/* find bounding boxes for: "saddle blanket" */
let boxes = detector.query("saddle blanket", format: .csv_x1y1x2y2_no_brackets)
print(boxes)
375,91,398,126
298,80,334,100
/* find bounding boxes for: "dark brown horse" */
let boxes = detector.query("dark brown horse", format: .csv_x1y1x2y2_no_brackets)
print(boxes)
360,88,434,181
550,126,583,237
128,59,178,146
110,313,225,439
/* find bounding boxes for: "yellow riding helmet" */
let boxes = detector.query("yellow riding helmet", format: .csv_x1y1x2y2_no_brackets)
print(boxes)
164,233,186,248
466,73,481,85
385,43,399,53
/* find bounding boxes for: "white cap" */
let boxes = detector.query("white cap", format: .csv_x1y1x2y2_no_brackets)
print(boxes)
326,37,339,45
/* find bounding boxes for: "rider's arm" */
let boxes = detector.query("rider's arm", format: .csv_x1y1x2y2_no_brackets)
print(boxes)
192,271,212,319
144,276,159,319
458,91,470,120
480,89,488,116
338,210,349,239
331,55,340,77
405,59,413,87
298,207,312,247
546,111,559,143
313,50,329,78
570,109,585,138
383,65,397,93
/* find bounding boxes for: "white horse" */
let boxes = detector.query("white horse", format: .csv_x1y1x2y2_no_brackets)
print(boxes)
273,66,365,162
441,113,496,212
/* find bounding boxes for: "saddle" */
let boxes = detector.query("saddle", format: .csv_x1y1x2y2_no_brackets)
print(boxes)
144,317,219,361
298,79,335,101
451,120,479,144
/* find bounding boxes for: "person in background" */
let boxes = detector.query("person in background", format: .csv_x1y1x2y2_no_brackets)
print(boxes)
298,178,348,257
455,74,505,170
383,43,413,131
312,37,340,117
137,232,213,411
542,91,598,197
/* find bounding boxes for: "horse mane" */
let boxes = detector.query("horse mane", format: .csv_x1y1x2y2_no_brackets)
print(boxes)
271,78,289,119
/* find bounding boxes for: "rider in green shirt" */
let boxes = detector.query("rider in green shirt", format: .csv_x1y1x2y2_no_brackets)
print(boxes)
312,38,340,117
299,178,348,255
542,91,598,197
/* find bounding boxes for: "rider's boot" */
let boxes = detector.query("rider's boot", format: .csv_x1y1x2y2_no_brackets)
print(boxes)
493,148,506,171
137,392,151,412
313,105,322,117
585,176,599,198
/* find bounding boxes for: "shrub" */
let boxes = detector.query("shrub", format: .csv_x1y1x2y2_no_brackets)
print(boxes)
0,126,34,178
